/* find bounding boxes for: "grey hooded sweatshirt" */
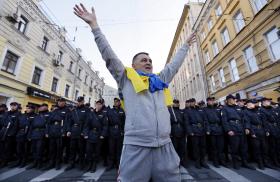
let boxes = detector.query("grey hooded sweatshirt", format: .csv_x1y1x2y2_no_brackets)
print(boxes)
92,28,189,147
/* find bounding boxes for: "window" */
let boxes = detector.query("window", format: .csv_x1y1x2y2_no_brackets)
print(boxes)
89,97,91,103
221,27,230,45
2,51,19,74
265,27,280,61
210,75,216,91
65,84,70,98
85,74,88,84
229,59,240,81
204,50,210,63
41,36,49,51
201,31,206,40
69,61,73,72
208,18,213,30
90,80,93,87
75,90,79,100
234,11,245,33
212,40,219,57
219,68,226,86
78,68,82,78
57,51,63,62
17,15,28,33
51,77,58,92
243,46,258,72
215,4,223,17
32,67,43,85
252,0,267,13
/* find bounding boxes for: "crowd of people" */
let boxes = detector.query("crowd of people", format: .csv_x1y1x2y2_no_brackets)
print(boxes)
0,94,279,173
0,96,125,173
169,95,280,170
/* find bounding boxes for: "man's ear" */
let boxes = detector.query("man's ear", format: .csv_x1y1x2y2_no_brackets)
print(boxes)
132,63,136,69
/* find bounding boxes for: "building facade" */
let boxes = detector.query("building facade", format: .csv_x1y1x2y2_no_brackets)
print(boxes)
102,85,118,108
167,2,207,106
0,0,104,109
194,0,280,102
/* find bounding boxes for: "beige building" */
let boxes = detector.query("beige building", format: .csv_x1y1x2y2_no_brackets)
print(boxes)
167,2,207,106
0,0,104,109
194,0,280,102
102,85,118,107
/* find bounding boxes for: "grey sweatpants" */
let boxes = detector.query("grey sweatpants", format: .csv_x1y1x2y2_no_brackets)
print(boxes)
117,142,181,182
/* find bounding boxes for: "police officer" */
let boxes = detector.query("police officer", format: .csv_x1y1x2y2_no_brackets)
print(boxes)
0,102,20,168
168,99,187,167
185,98,209,169
26,104,48,169
38,103,50,164
260,97,280,167
45,98,70,170
243,99,274,170
84,99,108,173
95,99,109,167
106,98,125,171
221,94,255,170
0,104,7,165
65,96,89,170
204,97,226,168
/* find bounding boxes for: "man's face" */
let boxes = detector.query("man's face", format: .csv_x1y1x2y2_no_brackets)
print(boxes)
262,100,271,106
190,102,196,107
246,103,255,109
95,103,102,111
10,104,18,111
114,100,120,107
237,101,245,107
77,100,84,107
173,103,180,108
26,107,33,113
185,102,190,108
207,100,214,106
132,54,153,74
227,98,236,105
58,101,65,107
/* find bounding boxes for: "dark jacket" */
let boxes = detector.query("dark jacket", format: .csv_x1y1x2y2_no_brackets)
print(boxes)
260,106,280,138
0,110,20,138
28,112,47,140
204,105,223,135
107,106,125,138
244,107,268,137
168,106,187,138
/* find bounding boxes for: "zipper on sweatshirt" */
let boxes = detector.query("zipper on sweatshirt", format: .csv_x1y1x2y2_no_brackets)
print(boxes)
151,93,160,147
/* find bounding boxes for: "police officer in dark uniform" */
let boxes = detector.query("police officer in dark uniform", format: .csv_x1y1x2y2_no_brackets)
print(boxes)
13,104,36,168
38,103,50,164
260,97,280,167
26,104,48,169
95,99,109,167
185,98,210,169
221,94,255,170
168,99,187,167
45,98,70,170
243,99,274,170
84,99,108,173
0,102,21,168
0,104,7,165
106,98,125,171
204,97,226,168
65,96,89,170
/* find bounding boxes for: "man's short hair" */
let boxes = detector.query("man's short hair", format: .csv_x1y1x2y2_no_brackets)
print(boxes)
132,52,149,64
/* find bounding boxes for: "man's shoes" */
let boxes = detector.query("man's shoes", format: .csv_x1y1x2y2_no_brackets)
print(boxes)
201,162,210,169
86,162,92,172
106,164,114,171
242,161,256,170
55,162,61,170
195,161,201,169
90,162,97,173
65,163,75,171
27,162,38,170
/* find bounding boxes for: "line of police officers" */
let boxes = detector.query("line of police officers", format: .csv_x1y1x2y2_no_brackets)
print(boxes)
0,96,125,173
0,94,279,172
169,95,280,170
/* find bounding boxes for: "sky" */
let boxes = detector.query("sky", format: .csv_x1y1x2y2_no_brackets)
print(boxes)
41,0,188,89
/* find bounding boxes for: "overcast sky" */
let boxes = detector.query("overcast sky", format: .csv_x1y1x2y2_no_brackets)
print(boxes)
41,0,188,88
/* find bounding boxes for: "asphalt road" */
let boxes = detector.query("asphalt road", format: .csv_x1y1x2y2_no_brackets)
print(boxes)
0,162,279,182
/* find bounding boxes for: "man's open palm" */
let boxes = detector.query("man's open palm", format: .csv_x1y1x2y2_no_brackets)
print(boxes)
74,3,98,28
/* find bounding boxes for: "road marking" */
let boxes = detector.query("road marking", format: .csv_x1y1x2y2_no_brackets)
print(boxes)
0,167,26,181
82,165,106,181
256,168,280,180
209,164,251,182
180,167,196,180
29,166,66,182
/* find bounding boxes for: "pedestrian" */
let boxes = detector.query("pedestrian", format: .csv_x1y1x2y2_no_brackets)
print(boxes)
169,99,187,168
221,94,255,170
0,102,21,168
185,98,210,169
84,99,108,173
106,98,125,171
45,98,70,170
27,104,48,169
73,3,195,181
204,97,227,168
66,96,90,170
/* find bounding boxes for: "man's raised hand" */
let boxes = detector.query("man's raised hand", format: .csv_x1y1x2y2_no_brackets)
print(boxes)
73,3,98,29
186,32,196,46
